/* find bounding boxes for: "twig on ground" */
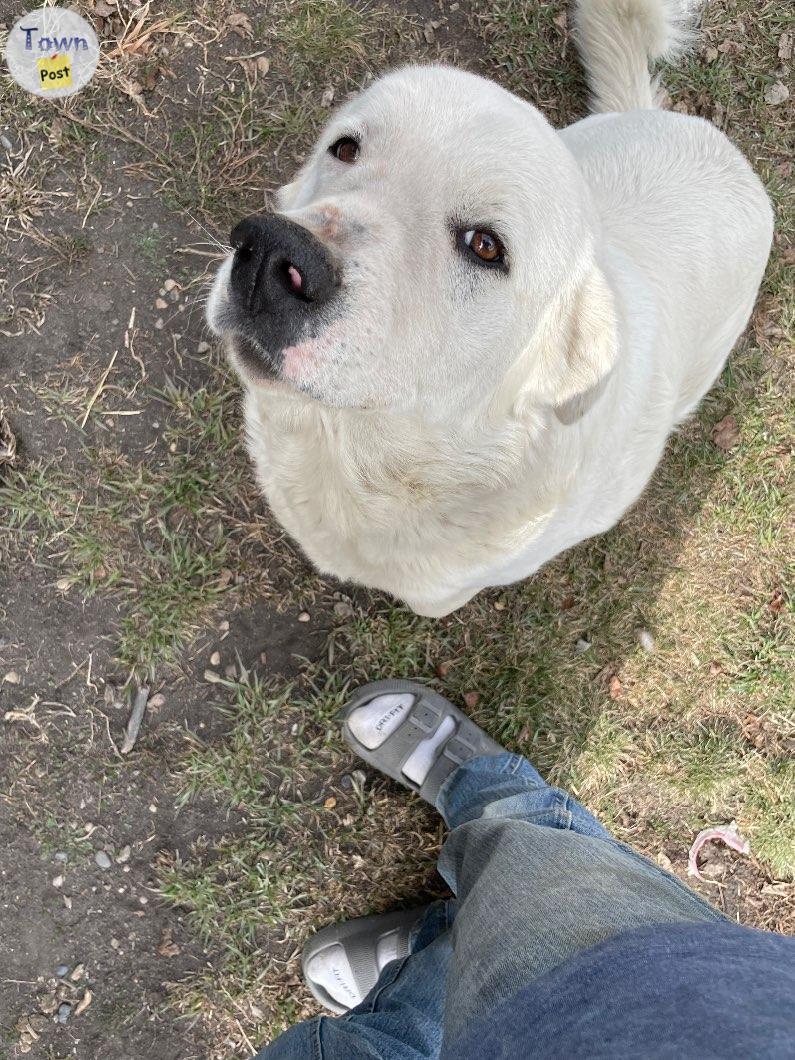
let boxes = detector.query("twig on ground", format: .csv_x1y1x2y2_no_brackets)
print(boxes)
121,686,150,754
80,350,118,428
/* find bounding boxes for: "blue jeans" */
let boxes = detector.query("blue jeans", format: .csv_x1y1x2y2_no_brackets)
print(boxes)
259,754,724,1058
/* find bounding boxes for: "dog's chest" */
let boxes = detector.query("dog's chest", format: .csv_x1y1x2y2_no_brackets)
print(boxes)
242,397,555,590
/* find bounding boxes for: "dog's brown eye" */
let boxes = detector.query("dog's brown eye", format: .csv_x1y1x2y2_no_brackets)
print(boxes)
464,229,503,262
330,137,360,164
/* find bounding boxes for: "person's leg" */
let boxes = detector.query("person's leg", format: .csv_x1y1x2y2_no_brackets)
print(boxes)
257,900,454,1060
436,752,726,1046
258,681,726,1058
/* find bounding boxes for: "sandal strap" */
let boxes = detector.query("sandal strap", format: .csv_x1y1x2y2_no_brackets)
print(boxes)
418,723,500,804
341,679,504,808
303,906,426,1012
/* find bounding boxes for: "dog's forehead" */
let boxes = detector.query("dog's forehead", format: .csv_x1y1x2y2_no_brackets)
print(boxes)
352,65,540,145
330,65,579,209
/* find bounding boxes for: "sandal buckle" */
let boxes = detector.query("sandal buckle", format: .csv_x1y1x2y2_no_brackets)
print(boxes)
410,704,441,733
444,735,474,765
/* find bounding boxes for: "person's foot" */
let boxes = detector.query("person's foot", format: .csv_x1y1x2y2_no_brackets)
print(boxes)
341,680,506,809
302,906,428,1013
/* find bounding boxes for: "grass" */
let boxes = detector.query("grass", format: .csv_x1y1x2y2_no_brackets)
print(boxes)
0,0,793,1056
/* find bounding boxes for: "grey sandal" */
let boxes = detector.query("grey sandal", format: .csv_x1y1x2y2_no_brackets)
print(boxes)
341,679,504,808
302,906,427,1014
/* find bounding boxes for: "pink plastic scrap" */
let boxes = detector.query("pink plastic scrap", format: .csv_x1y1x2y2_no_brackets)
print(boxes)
687,821,751,881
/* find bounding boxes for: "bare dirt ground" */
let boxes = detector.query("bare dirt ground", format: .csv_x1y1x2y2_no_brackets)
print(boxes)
1,1,792,1057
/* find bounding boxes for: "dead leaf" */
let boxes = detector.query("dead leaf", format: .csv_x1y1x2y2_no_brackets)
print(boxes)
769,587,785,615
764,82,789,106
158,928,181,958
559,594,576,610
95,1,116,15
227,12,253,38
778,32,793,61
608,674,623,700
0,408,16,467
711,414,740,450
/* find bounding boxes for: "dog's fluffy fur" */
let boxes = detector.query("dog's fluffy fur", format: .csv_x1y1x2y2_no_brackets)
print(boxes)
208,0,773,616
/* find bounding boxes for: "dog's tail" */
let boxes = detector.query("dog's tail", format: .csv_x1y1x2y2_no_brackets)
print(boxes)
572,0,700,113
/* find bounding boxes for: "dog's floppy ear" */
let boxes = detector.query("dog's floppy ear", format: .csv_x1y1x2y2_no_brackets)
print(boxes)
512,264,618,426
549,264,618,424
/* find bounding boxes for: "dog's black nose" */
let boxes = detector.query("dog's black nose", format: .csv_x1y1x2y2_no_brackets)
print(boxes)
229,213,339,317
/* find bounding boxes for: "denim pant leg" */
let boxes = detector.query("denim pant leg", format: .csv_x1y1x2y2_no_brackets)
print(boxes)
258,900,453,1060
435,752,726,1048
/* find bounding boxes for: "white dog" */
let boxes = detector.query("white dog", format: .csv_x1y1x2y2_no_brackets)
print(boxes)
207,0,772,616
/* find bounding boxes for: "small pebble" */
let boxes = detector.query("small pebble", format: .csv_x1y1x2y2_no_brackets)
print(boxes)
204,668,222,684
116,845,131,864
54,852,68,863
3,670,20,684
298,611,310,622
149,693,165,709
219,619,230,633
52,875,64,889
575,638,591,653
56,964,70,977
163,278,177,291
224,664,237,679
57,1002,72,1024
463,691,480,709
154,317,164,330
340,774,353,790
94,851,112,870
209,650,221,666
154,297,168,310
197,340,210,354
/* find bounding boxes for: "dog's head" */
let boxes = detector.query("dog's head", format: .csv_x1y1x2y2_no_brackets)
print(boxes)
207,65,616,423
